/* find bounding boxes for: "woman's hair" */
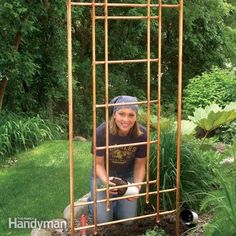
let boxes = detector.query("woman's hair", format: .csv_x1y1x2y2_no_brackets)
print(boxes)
109,115,143,137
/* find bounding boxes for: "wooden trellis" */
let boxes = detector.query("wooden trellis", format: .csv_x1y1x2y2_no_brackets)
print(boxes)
66,0,183,235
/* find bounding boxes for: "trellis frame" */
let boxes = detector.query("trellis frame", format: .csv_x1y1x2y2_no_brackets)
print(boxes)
66,0,183,235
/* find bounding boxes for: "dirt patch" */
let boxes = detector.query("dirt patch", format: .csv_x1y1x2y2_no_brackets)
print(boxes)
73,215,189,236
95,215,187,236
72,212,212,236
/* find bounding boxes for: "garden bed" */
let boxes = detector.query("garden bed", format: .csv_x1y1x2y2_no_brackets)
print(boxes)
73,213,212,236
73,215,185,236
98,216,187,236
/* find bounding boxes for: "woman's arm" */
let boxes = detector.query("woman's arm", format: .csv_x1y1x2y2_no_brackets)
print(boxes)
95,156,107,183
95,156,117,193
127,157,146,201
133,157,146,191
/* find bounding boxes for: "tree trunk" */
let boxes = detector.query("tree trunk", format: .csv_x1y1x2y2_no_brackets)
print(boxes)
0,79,8,111
43,0,50,10
13,32,21,51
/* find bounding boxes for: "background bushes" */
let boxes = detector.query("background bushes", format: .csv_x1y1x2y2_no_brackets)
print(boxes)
0,112,64,162
183,68,236,116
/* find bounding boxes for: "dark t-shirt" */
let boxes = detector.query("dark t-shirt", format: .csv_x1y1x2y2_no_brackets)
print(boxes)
91,122,147,178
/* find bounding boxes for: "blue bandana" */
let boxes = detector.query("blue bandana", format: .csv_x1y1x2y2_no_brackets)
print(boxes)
110,95,138,113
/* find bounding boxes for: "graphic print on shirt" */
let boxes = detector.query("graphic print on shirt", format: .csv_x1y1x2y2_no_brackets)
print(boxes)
109,146,137,164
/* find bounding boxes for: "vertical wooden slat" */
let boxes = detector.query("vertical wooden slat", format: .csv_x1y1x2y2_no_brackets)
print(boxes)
156,0,162,223
145,0,151,204
67,0,75,235
92,0,98,234
176,0,184,235
104,0,111,211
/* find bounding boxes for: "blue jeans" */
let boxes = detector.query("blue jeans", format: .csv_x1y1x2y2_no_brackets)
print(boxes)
88,174,137,224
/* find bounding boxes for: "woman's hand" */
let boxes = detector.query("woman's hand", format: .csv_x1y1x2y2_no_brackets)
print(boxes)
127,185,140,201
108,177,119,194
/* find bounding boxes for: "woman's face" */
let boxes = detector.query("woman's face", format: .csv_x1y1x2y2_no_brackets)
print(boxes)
113,108,137,136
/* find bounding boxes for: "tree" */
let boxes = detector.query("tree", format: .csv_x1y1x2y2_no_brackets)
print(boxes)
224,0,236,65
161,0,234,103
1,0,235,136
0,0,66,114
0,0,36,111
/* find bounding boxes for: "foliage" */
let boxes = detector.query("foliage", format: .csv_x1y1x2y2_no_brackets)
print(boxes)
222,140,236,165
0,112,64,162
0,0,67,116
223,0,236,65
188,102,236,139
201,170,236,236
138,107,176,132
59,0,235,135
142,226,167,236
183,68,236,116
1,1,236,136
180,120,197,136
162,0,235,101
146,130,219,212
215,120,236,144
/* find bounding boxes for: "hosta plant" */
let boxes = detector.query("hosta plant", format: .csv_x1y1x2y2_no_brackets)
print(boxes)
188,102,236,139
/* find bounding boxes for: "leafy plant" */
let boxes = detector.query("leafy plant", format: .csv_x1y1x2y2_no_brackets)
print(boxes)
201,170,236,236
215,120,236,144
0,112,64,163
183,68,236,116
142,226,167,236
138,108,176,132
179,120,196,136
145,130,219,212
188,102,236,139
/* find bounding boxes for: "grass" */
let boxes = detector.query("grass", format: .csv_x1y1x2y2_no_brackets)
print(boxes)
0,140,92,236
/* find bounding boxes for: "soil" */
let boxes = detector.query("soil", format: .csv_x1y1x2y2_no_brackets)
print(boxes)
95,215,188,236
73,212,212,236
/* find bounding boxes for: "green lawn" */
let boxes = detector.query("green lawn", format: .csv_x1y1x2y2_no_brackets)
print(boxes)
0,140,92,236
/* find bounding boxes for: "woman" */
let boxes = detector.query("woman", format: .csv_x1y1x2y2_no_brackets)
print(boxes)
89,95,147,223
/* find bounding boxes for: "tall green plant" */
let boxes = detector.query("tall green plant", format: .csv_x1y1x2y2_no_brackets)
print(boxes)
146,130,219,211
0,112,64,162
201,171,236,236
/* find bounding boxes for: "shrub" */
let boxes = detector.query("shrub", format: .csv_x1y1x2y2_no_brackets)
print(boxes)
0,112,64,162
215,120,236,144
183,68,236,116
144,130,219,212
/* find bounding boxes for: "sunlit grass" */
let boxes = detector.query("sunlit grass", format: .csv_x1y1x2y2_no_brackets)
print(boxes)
0,140,92,236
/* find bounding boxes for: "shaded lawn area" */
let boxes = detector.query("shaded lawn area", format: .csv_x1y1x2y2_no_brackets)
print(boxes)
0,140,92,236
